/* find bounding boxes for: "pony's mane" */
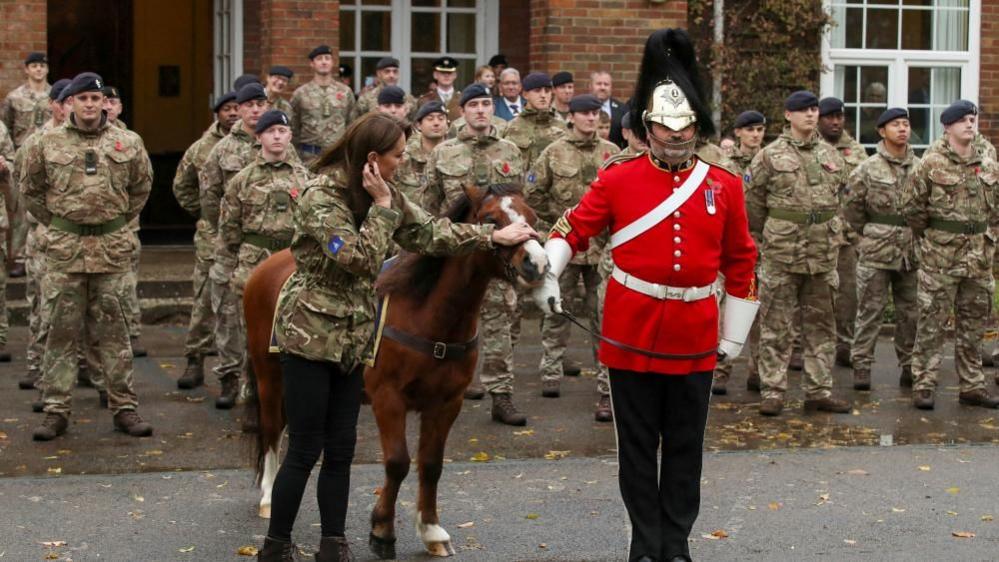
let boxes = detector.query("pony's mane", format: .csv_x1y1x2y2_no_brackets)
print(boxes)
375,184,522,299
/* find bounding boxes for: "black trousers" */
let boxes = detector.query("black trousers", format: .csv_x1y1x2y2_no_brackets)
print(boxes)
267,353,364,542
609,369,713,562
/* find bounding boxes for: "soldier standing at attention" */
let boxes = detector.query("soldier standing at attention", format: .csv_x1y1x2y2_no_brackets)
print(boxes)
711,110,766,396
171,91,239,388
103,86,126,129
903,100,999,410
422,85,526,422
200,83,270,409
844,108,919,391
619,113,649,156
0,113,13,365
395,101,448,207
525,93,619,420
374,86,410,123
265,66,294,116
551,72,574,121
1,52,51,150
23,73,154,440
417,56,462,121
502,73,567,168
291,45,355,165
351,57,418,122
817,97,867,368
746,90,853,417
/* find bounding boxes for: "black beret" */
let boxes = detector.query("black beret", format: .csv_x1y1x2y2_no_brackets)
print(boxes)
62,72,105,99
309,45,333,60
50,79,71,101
940,100,978,125
552,71,573,87
733,110,766,129
102,86,120,99
338,63,352,78
268,66,294,79
522,72,552,92
376,57,400,70
433,56,458,72
785,90,819,111
415,101,446,123
213,90,238,113
621,112,632,130
24,52,47,65
459,83,491,107
877,107,909,128
254,109,291,134
488,54,508,67
233,74,261,91
818,97,845,117
569,94,602,113
377,85,406,106
236,83,267,104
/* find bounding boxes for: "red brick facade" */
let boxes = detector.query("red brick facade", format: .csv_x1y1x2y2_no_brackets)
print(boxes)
980,1,999,140
256,0,340,81
0,0,47,94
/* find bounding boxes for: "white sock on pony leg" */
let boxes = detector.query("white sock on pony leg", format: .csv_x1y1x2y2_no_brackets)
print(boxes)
416,510,451,544
259,444,280,518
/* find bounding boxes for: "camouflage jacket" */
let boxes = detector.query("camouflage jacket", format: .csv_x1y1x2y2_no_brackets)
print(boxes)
173,121,228,263
695,139,733,168
395,133,437,210
830,130,867,174
269,95,293,117
843,141,919,271
902,138,999,278
448,114,508,139
351,83,418,122
199,121,259,230
13,119,59,227
290,79,356,148
1,83,51,148
728,144,759,178
745,129,848,274
525,134,618,264
975,132,997,162
0,121,14,183
501,108,567,169
273,163,495,366
218,153,311,292
423,126,524,216
21,115,152,273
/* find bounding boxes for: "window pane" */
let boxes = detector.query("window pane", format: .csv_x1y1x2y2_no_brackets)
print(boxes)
449,0,477,6
830,5,847,48
339,10,356,52
908,67,930,104
903,0,931,5
362,0,390,5
844,7,863,48
358,57,383,91
860,67,888,103
908,107,930,146
934,6,968,50
340,0,355,4
858,105,887,145
932,67,961,102
447,13,476,53
834,65,859,103
843,106,859,142
412,12,440,52
901,8,931,49
411,58,439,98
456,59,477,90
412,0,440,5
360,10,391,51
866,8,899,49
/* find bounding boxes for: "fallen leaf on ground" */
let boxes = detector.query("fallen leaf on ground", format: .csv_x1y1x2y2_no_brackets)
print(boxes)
40,541,67,547
844,539,856,545
946,487,960,495
946,511,958,516
513,429,535,436
237,545,259,556
525,513,540,520
952,531,975,539
144,450,164,456
468,438,478,444
543,450,570,460
981,514,994,522
816,493,830,505
470,452,490,462
373,487,382,496
918,465,931,472
457,521,474,529
44,554,59,560
846,469,868,476
178,545,196,552
47,467,61,475
768,502,781,511
538,543,548,549
891,507,906,513
710,530,728,539
133,494,144,502
0,431,7,440
185,396,206,403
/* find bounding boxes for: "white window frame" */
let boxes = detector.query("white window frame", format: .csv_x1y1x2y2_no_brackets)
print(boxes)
820,0,980,148
340,0,499,93
213,0,244,102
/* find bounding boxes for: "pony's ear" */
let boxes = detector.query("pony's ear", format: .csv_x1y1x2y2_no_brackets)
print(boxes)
463,185,488,209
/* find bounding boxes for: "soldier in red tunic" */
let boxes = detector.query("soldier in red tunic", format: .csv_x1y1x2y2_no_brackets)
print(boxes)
533,29,758,562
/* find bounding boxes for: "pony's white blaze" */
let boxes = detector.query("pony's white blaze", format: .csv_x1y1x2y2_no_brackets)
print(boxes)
500,196,526,224
416,511,451,543
259,445,280,518
500,195,549,276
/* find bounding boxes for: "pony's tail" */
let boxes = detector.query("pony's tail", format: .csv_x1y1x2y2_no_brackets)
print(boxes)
245,359,266,486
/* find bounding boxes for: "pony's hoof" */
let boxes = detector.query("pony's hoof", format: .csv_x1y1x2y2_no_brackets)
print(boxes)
425,540,455,557
369,532,396,559
258,504,271,519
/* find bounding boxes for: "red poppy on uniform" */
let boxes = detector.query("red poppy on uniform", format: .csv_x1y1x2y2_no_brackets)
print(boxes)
843,149,852,157
502,162,510,174
115,140,123,151
336,92,344,101
603,152,610,161
290,187,300,199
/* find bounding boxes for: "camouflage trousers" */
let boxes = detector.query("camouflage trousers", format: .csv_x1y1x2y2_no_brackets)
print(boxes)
41,271,136,415
25,235,46,379
757,267,837,400
851,264,918,371
911,270,990,393
479,281,522,395
540,263,609,395
210,277,245,381
125,234,141,339
834,244,857,354
183,252,215,358
0,242,7,350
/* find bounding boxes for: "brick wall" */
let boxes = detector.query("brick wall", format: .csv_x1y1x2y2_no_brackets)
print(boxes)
0,0,47,97
499,0,532,74
981,1,999,142
528,0,687,100
257,0,339,90
244,0,262,79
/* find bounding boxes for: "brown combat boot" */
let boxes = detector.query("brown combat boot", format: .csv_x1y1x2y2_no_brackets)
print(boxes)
835,346,852,368
541,380,560,398
803,396,852,413
98,390,108,409
33,413,68,441
900,366,913,388
257,536,296,561
113,410,153,437
958,389,999,409
490,393,527,426
463,384,485,400
177,356,205,389
746,369,761,392
595,395,613,422
315,536,353,562
759,397,783,416
31,394,44,413
913,389,935,410
215,375,239,409
853,368,871,391
563,360,582,377
18,371,39,390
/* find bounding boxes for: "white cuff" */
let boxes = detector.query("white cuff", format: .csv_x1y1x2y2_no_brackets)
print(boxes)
720,293,760,347
543,237,572,279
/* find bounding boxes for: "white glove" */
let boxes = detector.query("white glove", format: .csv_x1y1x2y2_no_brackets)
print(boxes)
717,294,760,359
533,272,563,315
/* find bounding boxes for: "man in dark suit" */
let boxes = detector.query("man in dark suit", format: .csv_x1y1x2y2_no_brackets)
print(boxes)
493,68,526,122
590,70,627,148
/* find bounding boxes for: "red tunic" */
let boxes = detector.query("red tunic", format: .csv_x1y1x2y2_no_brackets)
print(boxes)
552,154,757,374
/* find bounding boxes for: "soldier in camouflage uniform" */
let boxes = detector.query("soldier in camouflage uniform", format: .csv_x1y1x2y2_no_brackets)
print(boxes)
351,57,418,122
395,101,448,208
374,86,411,123
265,66,294,116
745,90,853,417
422,84,527,424
501,73,567,168
975,132,997,162
551,72,574,121
0,120,13,364
525,94,618,420
843,108,919,391
103,86,127,130
1,52,51,150
711,110,766,395
618,112,648,156
448,110,508,139
200,83,271,409
22,73,154,440
290,45,356,165
171,90,240,388
902,100,999,410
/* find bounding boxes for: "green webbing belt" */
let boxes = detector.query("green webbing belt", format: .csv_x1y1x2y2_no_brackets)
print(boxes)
768,208,836,225
866,213,906,227
243,232,292,251
50,215,127,236
928,218,987,235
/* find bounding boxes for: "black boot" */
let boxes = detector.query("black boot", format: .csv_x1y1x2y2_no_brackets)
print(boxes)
18,371,39,390
216,375,239,409
77,366,93,388
177,356,205,389
130,337,148,358
316,536,353,562
257,536,296,561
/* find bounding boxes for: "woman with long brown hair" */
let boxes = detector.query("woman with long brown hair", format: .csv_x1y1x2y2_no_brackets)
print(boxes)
256,113,536,562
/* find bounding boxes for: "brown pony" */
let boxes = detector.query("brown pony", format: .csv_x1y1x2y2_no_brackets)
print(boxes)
244,183,548,558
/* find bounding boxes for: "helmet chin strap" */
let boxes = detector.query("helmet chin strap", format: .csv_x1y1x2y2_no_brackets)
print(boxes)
647,126,696,165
